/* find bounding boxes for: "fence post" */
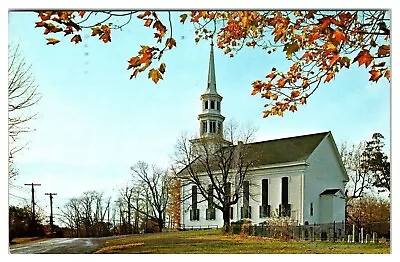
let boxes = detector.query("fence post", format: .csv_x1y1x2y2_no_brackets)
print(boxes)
373,232,377,243
333,221,336,243
313,223,316,242
347,235,351,243
366,234,369,243
352,224,355,243
361,228,364,243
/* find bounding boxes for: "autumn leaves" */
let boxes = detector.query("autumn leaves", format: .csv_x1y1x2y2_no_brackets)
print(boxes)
33,11,390,118
246,11,390,118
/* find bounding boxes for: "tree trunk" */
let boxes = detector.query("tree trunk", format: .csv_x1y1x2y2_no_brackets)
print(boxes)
158,217,164,232
223,205,231,233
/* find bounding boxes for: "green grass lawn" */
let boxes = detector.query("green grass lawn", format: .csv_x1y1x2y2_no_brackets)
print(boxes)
95,229,390,254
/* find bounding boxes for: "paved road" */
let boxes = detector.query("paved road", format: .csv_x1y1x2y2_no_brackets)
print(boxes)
9,236,123,254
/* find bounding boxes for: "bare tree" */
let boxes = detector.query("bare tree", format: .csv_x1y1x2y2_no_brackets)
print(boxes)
130,162,171,232
224,119,258,144
173,123,258,232
119,183,135,234
58,197,82,237
340,142,374,201
8,43,41,179
58,191,111,237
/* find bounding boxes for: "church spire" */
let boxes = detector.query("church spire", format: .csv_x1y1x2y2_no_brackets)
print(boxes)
206,41,217,94
195,41,225,139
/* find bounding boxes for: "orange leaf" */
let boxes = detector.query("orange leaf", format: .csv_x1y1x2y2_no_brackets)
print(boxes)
369,70,382,82
291,90,300,98
263,82,273,90
251,81,263,95
329,54,340,68
128,57,141,69
51,27,63,33
353,49,373,68
324,71,335,83
130,69,139,79
137,11,151,19
305,11,316,19
266,72,276,80
251,86,262,95
148,68,163,84
144,19,153,27
300,96,307,104
377,45,390,57
263,110,271,118
166,38,176,49
277,78,286,88
70,34,82,44
289,104,297,112
46,38,60,45
318,17,332,31
384,69,390,81
332,30,345,44
302,80,309,88
159,63,166,74
78,11,86,18
35,21,46,27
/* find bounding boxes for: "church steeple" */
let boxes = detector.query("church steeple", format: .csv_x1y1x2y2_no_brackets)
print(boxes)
197,41,225,138
206,41,217,94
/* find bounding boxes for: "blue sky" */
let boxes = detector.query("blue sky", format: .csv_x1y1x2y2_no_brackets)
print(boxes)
6,10,391,224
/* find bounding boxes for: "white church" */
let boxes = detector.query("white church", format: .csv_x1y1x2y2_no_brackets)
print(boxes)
179,43,349,228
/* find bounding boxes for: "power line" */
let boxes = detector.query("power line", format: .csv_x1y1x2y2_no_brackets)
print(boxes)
9,183,30,193
8,185,29,194
9,193,29,201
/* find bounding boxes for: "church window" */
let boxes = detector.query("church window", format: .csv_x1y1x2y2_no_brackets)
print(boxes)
262,179,269,206
211,100,215,109
207,185,213,208
201,121,207,134
210,121,216,133
205,100,208,110
192,185,197,208
281,177,289,205
243,181,250,207
310,202,314,216
217,101,220,111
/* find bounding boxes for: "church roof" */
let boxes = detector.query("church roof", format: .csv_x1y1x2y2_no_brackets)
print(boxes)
240,131,329,167
178,131,330,175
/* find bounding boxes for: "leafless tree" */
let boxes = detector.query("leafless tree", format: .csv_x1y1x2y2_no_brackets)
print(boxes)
58,197,82,237
340,142,374,201
58,191,111,237
224,119,258,144
173,122,258,232
119,183,135,233
8,43,41,179
130,162,171,231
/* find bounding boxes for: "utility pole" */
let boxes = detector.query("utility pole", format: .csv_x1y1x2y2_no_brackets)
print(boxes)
24,183,41,229
45,193,57,235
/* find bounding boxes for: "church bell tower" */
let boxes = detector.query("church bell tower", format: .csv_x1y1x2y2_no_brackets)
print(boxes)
197,41,225,138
